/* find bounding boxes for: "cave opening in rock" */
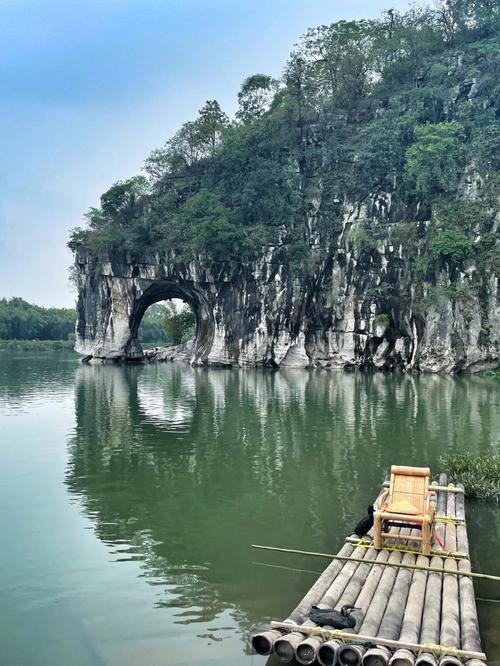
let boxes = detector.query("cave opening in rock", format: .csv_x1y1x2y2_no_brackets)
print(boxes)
137,298,195,349
129,280,215,365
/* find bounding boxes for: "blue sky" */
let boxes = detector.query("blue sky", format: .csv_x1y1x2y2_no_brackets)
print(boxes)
0,0,413,307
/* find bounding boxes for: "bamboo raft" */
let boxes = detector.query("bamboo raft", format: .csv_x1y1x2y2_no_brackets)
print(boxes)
251,474,488,666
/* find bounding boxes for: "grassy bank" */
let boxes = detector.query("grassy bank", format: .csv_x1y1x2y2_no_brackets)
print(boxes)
0,339,76,352
441,452,500,502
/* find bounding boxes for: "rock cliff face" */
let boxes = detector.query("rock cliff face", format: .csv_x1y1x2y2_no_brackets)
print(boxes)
74,196,499,372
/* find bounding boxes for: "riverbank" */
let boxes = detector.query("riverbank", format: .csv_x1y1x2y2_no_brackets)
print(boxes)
0,340,75,352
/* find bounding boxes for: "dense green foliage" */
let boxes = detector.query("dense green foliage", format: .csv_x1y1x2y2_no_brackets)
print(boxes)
137,303,169,343
0,298,75,341
69,2,500,278
441,451,500,502
404,122,465,196
0,298,179,346
137,302,195,344
162,302,195,345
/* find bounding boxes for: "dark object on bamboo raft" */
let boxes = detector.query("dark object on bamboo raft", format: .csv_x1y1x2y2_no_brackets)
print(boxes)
352,504,375,537
308,604,360,629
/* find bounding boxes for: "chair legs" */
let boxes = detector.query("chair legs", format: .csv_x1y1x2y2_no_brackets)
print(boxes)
373,511,383,550
373,511,433,556
422,515,431,556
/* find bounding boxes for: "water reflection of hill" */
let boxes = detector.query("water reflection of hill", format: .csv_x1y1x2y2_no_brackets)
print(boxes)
65,364,499,657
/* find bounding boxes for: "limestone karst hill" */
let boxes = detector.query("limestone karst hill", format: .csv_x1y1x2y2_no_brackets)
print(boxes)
70,4,499,371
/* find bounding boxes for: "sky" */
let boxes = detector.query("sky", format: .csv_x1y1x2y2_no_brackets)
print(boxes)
0,0,413,307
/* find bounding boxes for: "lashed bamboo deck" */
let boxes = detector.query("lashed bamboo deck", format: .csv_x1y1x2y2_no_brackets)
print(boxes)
252,474,487,666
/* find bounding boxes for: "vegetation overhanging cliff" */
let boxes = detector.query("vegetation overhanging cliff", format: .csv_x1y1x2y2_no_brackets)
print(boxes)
70,2,500,371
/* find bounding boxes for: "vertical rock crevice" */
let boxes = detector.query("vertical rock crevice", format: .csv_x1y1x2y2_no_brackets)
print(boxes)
74,217,499,372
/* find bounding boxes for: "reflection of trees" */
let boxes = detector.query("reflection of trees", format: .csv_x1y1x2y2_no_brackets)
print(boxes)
65,365,499,652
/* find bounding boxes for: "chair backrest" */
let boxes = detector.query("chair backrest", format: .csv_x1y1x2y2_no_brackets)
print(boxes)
387,465,430,515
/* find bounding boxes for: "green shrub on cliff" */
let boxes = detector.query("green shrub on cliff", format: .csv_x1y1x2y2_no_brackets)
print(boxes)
431,228,474,264
404,122,465,197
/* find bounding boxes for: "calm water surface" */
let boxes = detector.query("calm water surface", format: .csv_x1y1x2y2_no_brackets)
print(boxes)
0,352,498,665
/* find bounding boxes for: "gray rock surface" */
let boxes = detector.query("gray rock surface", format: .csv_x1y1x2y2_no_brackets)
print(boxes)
73,201,499,373
144,341,193,364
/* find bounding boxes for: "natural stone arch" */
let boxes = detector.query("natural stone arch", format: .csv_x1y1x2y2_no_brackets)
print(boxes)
130,280,215,364
74,251,217,364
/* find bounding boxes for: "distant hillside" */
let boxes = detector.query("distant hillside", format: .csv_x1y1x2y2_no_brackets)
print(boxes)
0,298,168,343
0,298,75,341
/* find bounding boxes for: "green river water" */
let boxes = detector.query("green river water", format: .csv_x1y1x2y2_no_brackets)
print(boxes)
0,352,498,665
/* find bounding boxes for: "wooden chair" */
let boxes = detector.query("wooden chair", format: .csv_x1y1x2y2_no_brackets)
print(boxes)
373,465,435,556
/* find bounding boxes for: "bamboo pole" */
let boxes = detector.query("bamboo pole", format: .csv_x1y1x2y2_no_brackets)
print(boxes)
269,622,486,661
382,482,462,494
251,545,499,581
336,548,404,666
434,474,447,555
272,542,356,662
294,544,374,665
362,541,417,666
250,541,354,656
331,548,393,666
437,474,448,516
345,536,468,559
306,526,402,666
415,556,444,666
455,485,484,666
414,475,448,666
312,546,387,666
389,554,429,666
417,479,453,666
439,489,461,666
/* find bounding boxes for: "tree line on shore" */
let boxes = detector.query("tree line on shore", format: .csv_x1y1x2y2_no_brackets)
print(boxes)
0,298,194,345
0,298,75,341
